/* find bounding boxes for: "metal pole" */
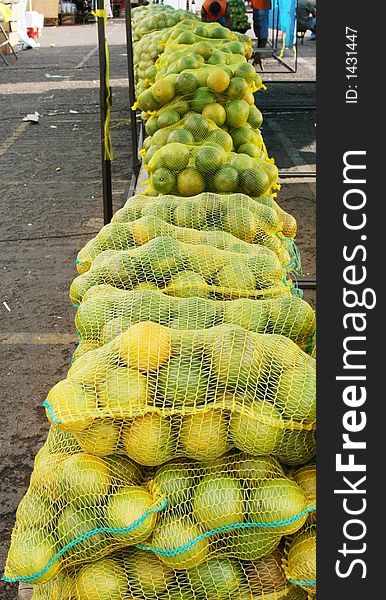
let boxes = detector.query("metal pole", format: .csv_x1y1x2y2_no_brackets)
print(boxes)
97,0,113,224
124,0,141,174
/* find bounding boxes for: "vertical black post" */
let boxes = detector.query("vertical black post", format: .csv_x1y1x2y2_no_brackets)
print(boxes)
124,0,141,173
97,0,113,224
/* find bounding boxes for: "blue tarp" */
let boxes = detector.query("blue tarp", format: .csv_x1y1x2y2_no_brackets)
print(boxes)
269,0,297,47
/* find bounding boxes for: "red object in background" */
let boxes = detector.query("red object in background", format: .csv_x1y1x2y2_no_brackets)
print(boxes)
27,27,39,40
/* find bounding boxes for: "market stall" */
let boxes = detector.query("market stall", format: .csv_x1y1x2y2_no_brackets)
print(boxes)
5,5,316,600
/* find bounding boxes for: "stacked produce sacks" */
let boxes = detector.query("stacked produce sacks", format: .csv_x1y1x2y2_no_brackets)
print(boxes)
4,5,316,599
228,0,250,34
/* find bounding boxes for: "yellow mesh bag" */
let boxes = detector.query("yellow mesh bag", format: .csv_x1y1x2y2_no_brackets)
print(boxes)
43,322,316,467
73,289,315,357
132,5,198,42
136,65,262,117
30,550,307,599
75,216,293,275
69,237,292,306
290,464,316,526
5,431,315,592
145,145,276,200
134,20,200,96
4,428,164,586
111,192,297,243
283,524,316,597
154,44,250,81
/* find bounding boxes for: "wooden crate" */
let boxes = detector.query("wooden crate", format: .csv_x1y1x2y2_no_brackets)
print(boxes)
60,13,76,26
44,17,59,27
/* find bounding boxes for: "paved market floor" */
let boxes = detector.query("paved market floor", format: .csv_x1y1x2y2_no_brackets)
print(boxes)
0,19,315,599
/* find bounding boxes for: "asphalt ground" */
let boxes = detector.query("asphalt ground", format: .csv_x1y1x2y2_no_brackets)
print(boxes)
0,19,315,599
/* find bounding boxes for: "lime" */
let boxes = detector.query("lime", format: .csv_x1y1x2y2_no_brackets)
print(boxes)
206,69,231,93
175,72,199,95
213,166,239,192
157,109,180,129
240,167,270,196
195,145,225,175
237,142,261,158
190,88,216,113
207,129,233,152
225,100,250,128
156,355,210,409
226,77,249,99
192,474,244,530
202,103,226,126
167,129,194,144
152,168,176,194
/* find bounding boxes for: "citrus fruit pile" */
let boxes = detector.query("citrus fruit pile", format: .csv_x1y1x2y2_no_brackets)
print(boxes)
229,0,251,33
132,4,197,42
5,424,315,600
4,5,316,599
131,14,278,199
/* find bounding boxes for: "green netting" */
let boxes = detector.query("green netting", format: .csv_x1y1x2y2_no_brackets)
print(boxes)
73,289,315,355
5,428,315,590
229,0,251,33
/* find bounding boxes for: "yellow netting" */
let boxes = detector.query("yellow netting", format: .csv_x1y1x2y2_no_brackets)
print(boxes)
5,429,315,592
74,289,315,355
4,5,315,596
132,4,198,42
70,237,292,306
111,192,297,241
43,322,315,463
283,523,316,596
75,215,292,274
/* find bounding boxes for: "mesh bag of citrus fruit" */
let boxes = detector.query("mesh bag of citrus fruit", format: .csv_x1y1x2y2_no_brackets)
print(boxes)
43,321,316,467
136,63,263,118
144,142,276,200
27,550,308,599
3,427,165,586
111,192,297,243
154,36,253,79
75,213,294,275
73,289,315,362
229,0,251,33
69,235,295,307
5,422,315,589
132,5,197,42
133,20,202,96
283,523,316,596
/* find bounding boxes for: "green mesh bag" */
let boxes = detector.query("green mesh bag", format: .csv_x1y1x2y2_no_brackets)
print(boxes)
69,237,292,307
73,289,315,356
228,0,250,33
43,322,315,466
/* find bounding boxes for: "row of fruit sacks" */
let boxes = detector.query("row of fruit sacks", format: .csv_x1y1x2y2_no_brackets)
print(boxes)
3,4,316,600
